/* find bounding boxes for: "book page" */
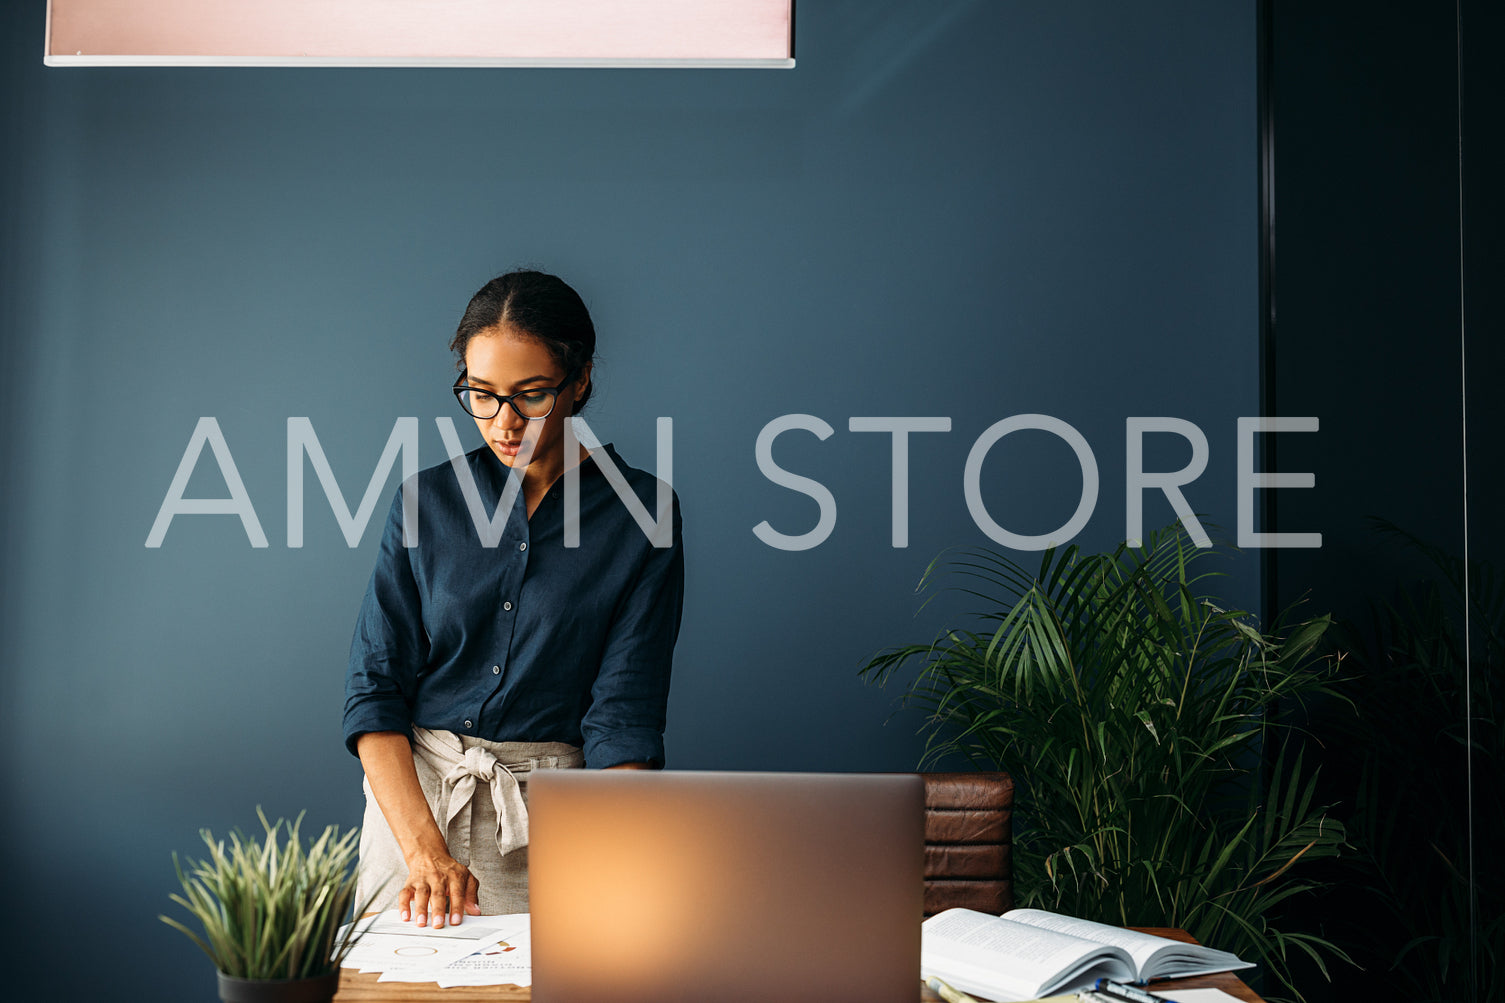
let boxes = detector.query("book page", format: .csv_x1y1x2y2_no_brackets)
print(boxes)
1004,909,1185,971
922,909,1134,998
1002,909,1249,977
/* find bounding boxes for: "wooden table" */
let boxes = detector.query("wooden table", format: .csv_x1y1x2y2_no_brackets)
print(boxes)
334,927,1263,1003
336,973,527,1002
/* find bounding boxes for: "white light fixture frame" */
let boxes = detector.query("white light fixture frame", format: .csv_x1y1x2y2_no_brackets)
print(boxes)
44,0,795,68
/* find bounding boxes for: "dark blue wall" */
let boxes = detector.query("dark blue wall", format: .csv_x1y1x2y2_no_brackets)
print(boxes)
1,2,1258,999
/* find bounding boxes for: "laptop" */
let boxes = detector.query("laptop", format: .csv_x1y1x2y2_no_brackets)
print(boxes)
527,770,924,1003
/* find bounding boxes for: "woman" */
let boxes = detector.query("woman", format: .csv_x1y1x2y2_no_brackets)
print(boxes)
343,270,684,928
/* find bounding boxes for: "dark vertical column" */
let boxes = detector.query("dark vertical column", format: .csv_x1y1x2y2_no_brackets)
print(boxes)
1256,0,1277,627
1459,2,1504,1000
1265,1,1498,1000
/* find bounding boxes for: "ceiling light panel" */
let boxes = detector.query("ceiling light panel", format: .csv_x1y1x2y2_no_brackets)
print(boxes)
45,0,795,68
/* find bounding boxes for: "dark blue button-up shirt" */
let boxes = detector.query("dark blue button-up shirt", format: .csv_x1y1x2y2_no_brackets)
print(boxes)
343,442,683,769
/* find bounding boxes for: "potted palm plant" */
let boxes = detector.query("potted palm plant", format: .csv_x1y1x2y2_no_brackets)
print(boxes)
160,808,374,1003
861,525,1351,1001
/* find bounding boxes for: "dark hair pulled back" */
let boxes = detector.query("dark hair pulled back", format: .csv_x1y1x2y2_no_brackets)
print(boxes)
449,269,597,415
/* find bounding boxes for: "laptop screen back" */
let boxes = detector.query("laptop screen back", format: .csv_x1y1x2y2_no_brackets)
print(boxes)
527,770,923,1003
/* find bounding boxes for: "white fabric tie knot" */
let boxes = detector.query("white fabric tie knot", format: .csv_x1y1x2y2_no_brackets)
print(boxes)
448,745,501,784
412,727,531,860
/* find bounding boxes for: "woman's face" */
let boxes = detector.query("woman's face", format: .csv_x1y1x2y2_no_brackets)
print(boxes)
462,326,590,474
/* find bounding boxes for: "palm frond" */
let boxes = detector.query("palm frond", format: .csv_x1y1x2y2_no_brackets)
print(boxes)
861,523,1348,1000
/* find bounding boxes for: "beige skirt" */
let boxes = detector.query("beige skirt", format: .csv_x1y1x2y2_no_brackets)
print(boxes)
356,727,584,915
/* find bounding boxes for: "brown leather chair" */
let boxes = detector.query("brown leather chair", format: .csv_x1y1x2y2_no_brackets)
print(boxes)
921,771,1014,917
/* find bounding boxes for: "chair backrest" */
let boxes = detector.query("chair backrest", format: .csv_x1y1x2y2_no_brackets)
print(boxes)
921,771,1014,917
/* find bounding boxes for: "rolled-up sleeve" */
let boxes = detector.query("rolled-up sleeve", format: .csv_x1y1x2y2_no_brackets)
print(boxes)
580,493,684,769
343,488,429,756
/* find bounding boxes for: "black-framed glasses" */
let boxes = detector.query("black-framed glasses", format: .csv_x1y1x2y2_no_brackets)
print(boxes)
452,368,578,421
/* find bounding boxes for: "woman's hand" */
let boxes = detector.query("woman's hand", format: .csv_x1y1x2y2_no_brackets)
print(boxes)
400,844,482,928
357,731,483,927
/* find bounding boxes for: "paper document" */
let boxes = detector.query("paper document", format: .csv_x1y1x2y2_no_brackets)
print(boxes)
336,911,532,986
435,927,533,987
343,932,490,974
357,909,525,941
1146,991,1244,1003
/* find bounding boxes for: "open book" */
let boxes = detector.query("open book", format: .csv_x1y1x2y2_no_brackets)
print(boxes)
921,908,1253,1002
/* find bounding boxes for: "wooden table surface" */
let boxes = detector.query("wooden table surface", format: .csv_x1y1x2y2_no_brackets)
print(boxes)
336,972,528,1001
334,926,1264,1003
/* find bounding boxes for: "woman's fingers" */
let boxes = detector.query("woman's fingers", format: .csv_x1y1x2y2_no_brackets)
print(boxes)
465,873,482,916
426,880,449,928
409,875,443,926
413,880,434,926
400,854,474,926
447,870,470,925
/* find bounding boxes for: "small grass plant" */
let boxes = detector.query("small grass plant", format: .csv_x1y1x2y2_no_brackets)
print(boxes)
161,808,374,981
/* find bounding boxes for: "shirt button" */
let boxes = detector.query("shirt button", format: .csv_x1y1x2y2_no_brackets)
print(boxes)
503,601,513,611
463,719,473,729
492,665,501,675
519,542,527,552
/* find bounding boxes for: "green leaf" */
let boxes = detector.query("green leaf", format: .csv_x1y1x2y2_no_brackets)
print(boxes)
161,809,366,980
859,521,1350,999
